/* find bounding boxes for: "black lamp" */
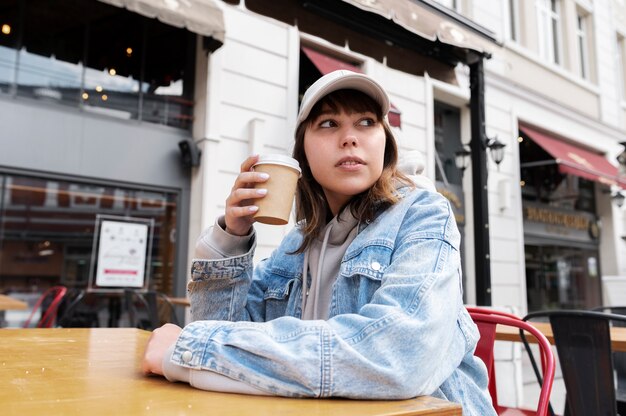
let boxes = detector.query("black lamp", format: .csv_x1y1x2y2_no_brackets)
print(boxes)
486,136,506,165
603,188,626,208
617,141,626,170
178,138,202,168
454,136,506,173
454,146,471,173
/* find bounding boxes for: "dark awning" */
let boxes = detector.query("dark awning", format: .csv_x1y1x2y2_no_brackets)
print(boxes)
97,0,225,43
340,0,494,56
520,125,626,188
302,46,402,128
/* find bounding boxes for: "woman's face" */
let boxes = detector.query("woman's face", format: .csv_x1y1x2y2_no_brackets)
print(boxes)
304,104,386,215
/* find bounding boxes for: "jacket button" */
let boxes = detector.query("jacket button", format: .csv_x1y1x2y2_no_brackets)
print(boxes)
371,261,381,271
182,350,193,363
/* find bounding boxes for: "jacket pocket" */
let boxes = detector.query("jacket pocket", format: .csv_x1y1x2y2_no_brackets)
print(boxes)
334,245,392,313
263,275,299,320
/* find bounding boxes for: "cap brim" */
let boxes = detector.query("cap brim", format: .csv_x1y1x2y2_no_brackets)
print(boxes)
297,70,390,126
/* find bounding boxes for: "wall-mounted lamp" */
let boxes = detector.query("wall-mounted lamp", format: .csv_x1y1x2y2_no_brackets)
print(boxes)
178,138,202,168
486,136,506,166
603,188,626,208
617,141,626,173
454,146,471,174
454,136,506,174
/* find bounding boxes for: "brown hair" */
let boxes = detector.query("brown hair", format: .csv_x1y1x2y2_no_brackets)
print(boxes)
292,89,413,253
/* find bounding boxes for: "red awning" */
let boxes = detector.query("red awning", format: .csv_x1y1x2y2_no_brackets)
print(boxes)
520,125,626,188
302,46,402,128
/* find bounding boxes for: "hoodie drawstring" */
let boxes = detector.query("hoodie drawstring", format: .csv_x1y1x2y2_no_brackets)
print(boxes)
301,222,334,318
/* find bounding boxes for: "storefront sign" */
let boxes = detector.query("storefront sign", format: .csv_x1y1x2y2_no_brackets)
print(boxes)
523,202,599,243
88,215,154,292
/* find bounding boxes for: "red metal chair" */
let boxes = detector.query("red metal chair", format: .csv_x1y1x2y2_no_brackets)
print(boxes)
468,307,556,416
23,286,68,328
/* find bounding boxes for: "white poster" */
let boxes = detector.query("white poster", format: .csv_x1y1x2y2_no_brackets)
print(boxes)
95,220,148,287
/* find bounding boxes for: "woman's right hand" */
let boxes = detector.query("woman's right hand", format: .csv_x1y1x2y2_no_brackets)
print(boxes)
224,155,269,236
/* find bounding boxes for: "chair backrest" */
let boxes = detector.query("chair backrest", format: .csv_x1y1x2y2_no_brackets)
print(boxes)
23,285,68,328
524,310,626,416
466,307,518,407
124,289,180,330
469,308,556,416
56,289,100,328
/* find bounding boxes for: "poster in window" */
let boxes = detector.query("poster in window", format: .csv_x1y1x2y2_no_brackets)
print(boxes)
88,215,153,292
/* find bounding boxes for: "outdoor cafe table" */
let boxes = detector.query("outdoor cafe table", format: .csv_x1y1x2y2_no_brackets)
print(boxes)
0,294,28,327
0,328,462,416
166,296,190,307
0,294,28,311
495,321,626,352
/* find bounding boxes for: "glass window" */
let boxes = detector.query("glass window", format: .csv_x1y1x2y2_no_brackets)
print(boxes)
1,0,195,130
618,34,626,100
0,173,179,296
0,0,19,95
536,0,562,65
525,245,601,311
576,12,590,79
519,132,596,213
509,0,519,42
16,1,85,107
434,102,464,187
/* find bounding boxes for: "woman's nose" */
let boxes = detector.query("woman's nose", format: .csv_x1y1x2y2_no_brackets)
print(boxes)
341,134,358,147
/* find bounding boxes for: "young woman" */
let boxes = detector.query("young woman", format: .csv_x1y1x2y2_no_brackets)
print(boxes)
142,70,495,414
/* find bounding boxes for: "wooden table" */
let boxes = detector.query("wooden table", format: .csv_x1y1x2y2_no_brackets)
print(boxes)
0,294,28,327
495,321,626,352
0,294,28,311
167,296,190,307
0,328,462,415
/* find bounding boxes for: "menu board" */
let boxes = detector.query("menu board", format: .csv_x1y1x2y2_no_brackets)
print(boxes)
88,215,153,292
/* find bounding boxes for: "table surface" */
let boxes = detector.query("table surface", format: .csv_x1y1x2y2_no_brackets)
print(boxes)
495,321,626,352
0,294,28,311
167,296,190,307
0,328,462,416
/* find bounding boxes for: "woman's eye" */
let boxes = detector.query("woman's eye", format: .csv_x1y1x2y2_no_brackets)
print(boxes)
319,120,336,128
358,118,376,127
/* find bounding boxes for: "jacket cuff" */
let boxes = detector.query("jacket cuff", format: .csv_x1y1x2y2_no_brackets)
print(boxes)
194,216,255,259
162,344,191,383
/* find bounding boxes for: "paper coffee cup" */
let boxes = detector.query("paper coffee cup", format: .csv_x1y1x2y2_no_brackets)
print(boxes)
252,154,301,225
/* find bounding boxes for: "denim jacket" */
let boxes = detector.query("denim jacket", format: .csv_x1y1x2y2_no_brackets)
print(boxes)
172,188,495,414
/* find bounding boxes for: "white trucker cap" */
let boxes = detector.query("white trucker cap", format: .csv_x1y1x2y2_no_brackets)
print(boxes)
296,70,390,128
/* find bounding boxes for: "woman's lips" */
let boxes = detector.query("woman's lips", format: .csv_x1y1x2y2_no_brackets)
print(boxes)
336,157,365,167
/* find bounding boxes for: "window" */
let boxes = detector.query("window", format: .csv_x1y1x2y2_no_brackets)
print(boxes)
433,0,462,13
617,34,626,100
576,12,590,79
508,0,520,42
536,0,562,65
434,102,463,187
0,173,179,296
0,0,196,130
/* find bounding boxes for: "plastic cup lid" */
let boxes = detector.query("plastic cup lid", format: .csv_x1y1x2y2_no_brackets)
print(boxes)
254,154,301,175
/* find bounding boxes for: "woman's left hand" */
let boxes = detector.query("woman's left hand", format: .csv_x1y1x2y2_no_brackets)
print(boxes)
142,323,183,376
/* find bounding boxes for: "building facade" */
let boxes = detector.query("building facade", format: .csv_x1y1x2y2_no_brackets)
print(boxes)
3,0,625,408
453,0,626,312
190,0,626,313
0,0,225,314
5,0,625,318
